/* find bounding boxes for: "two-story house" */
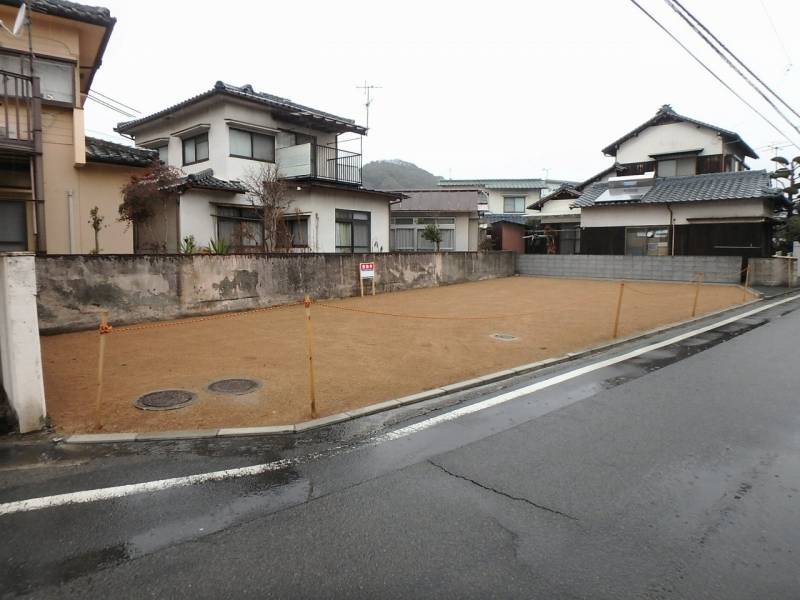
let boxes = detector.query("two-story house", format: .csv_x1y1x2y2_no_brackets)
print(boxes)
572,105,782,257
0,0,156,254
436,178,576,252
115,81,402,254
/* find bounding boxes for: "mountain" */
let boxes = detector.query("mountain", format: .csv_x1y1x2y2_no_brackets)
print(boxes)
362,159,441,190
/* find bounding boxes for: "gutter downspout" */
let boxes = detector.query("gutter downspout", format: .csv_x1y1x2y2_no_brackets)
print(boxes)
666,203,675,256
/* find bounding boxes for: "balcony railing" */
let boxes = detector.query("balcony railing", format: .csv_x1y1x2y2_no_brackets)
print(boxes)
276,142,362,185
0,70,38,152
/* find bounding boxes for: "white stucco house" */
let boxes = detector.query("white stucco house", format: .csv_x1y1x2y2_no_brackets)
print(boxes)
526,185,582,254
389,189,482,251
115,81,402,253
571,105,784,257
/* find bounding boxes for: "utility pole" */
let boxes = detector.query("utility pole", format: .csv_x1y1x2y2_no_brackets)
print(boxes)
356,80,381,129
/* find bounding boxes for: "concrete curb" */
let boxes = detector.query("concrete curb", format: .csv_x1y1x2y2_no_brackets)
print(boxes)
62,294,774,445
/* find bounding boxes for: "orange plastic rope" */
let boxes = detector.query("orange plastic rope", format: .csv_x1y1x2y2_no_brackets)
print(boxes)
98,323,113,335
315,302,543,321
109,300,305,334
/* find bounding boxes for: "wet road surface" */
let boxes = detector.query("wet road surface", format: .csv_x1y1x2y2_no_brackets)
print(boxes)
2,294,800,599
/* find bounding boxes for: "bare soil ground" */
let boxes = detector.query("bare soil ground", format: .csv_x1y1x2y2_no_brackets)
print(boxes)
41,276,753,433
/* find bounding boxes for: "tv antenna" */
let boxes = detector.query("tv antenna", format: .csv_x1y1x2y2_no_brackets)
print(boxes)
356,80,381,129
0,1,27,37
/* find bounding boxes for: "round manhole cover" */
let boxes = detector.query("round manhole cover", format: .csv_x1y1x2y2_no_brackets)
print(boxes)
491,333,518,342
134,389,197,411
207,378,261,395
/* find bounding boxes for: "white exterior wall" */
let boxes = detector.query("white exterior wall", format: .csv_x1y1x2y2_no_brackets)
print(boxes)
536,198,580,222
615,122,724,163
485,188,543,216
0,253,46,433
581,198,772,228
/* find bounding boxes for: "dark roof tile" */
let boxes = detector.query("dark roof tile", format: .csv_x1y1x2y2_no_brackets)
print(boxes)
391,189,483,213
0,0,114,27
85,136,156,167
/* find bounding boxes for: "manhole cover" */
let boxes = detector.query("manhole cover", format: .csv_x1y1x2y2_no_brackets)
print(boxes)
134,389,197,411
491,333,518,342
207,378,261,395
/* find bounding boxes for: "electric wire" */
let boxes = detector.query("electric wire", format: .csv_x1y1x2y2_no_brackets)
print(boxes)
89,89,141,114
666,0,800,127
86,93,136,118
626,0,800,152
758,0,793,72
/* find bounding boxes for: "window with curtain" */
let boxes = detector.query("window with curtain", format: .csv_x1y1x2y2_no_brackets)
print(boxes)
183,133,209,165
0,52,74,103
215,205,263,249
285,216,309,247
390,216,456,251
229,128,275,161
335,209,370,253
503,197,525,213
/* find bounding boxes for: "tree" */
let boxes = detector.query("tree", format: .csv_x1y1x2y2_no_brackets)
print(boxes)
769,155,800,215
421,223,444,252
241,164,293,252
88,206,104,255
119,161,182,253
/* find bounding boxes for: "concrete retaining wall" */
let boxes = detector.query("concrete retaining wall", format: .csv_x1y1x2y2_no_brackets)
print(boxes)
0,253,46,432
36,251,514,333
516,254,743,284
749,257,798,287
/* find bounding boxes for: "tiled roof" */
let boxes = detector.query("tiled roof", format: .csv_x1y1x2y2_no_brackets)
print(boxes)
529,184,581,209
85,136,156,167
572,170,780,209
438,178,576,190
484,214,528,225
117,81,366,135
0,0,114,27
602,104,758,159
391,189,483,213
178,169,246,194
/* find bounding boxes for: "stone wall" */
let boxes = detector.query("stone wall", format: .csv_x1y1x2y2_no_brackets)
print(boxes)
36,252,514,333
516,254,743,284
749,257,798,287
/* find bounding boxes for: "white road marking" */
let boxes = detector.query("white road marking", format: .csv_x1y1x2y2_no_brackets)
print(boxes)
2,293,798,517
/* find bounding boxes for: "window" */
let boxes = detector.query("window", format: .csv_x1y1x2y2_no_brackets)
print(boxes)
183,133,209,165
0,201,27,251
503,196,525,213
215,205,263,249
285,216,309,247
229,128,275,161
335,209,370,253
157,145,168,163
625,227,669,256
0,52,74,104
390,216,456,251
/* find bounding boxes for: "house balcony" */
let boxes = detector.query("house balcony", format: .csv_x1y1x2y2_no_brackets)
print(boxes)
276,143,362,186
0,70,39,154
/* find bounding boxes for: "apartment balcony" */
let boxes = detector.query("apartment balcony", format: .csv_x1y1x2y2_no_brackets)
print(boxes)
0,70,39,154
276,143,362,186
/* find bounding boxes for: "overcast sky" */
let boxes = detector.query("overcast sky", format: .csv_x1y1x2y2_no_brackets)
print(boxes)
85,0,800,182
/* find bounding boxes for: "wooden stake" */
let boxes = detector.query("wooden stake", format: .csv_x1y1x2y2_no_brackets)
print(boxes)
612,282,625,339
95,310,108,431
360,276,364,298
304,295,317,418
742,264,751,302
691,272,703,318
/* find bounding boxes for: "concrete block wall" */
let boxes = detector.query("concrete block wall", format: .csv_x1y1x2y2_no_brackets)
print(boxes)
516,254,743,284
36,251,514,333
749,257,798,287
0,253,46,433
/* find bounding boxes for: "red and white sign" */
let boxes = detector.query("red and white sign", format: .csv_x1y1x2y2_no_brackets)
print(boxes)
359,262,375,279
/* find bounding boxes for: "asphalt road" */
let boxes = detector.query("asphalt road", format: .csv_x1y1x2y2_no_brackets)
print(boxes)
2,294,800,599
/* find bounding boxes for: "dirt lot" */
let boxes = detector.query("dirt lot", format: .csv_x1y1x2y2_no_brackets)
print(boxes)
41,276,753,433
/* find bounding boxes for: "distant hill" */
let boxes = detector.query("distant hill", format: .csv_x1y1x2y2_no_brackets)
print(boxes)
362,159,441,190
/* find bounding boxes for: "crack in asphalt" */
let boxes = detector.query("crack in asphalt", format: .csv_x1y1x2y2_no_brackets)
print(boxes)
427,459,578,521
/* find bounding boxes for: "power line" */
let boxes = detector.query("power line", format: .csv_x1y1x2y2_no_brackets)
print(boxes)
626,0,800,151
89,89,140,114
665,0,800,129
758,0,792,72
86,93,137,118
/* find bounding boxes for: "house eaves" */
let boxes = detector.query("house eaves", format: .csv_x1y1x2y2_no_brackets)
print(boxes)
116,81,367,136
601,104,758,160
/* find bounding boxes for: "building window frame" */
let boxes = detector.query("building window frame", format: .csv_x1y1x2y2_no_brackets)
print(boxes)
624,226,669,256
335,209,371,253
503,196,526,213
284,214,310,248
390,216,456,251
229,128,276,162
183,132,209,166
214,204,263,249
